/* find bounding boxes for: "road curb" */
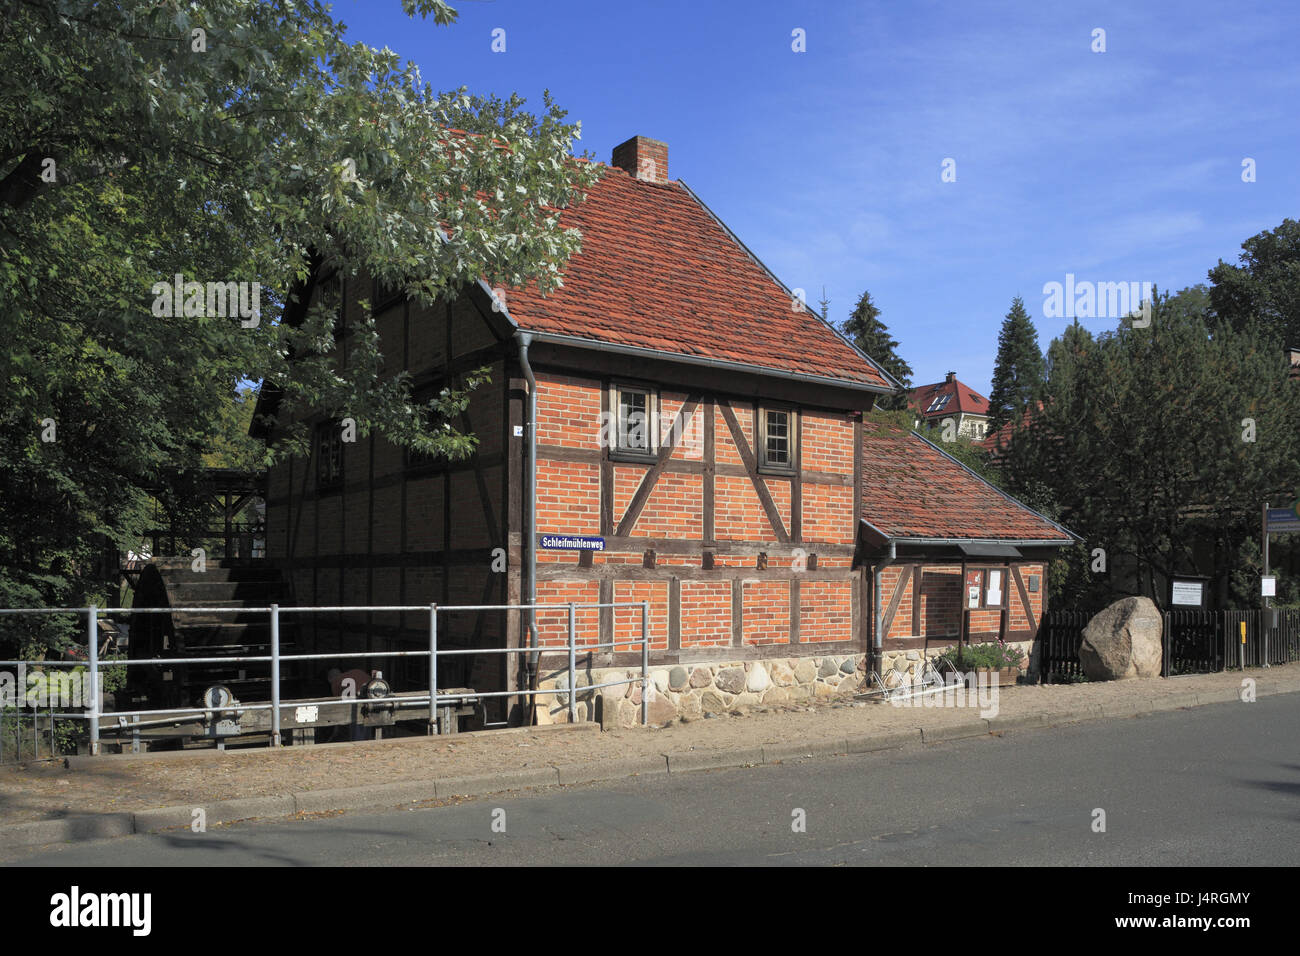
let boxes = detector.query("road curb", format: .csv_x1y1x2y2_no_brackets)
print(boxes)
921,720,990,744
5,681,1299,848
133,795,297,833
665,747,764,773
0,812,135,848
435,767,560,799
762,737,849,763
843,729,920,753
554,755,668,785
986,713,1051,734
292,781,438,815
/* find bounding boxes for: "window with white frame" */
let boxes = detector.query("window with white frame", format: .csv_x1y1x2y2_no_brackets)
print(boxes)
757,405,796,473
611,383,657,458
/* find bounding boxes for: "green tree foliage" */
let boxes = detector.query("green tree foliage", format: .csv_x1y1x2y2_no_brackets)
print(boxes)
1208,219,1300,349
203,386,270,473
1000,287,1300,608
0,1,598,645
840,290,913,409
986,296,1046,435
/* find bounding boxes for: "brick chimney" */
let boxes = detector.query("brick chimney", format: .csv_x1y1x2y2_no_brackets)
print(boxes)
945,371,956,383
612,136,668,184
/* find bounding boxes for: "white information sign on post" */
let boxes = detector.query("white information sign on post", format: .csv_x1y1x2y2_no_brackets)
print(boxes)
985,570,1002,606
1262,576,1277,597
1171,580,1203,607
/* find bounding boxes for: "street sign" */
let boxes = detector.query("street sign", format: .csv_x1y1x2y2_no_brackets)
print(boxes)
1262,576,1277,597
1265,508,1300,532
539,534,605,551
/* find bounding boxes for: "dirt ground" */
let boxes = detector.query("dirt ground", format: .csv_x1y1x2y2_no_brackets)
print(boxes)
1,666,1294,826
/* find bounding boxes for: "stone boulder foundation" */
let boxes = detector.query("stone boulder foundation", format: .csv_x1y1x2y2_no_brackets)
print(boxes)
1079,596,1163,680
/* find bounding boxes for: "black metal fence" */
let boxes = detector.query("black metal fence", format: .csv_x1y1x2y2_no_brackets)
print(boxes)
1037,609,1091,682
1038,608,1300,682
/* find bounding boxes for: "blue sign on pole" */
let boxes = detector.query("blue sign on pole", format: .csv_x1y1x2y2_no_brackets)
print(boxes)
1266,508,1300,533
540,534,606,551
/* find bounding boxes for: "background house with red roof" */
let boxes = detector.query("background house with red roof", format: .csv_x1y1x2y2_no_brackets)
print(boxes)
256,135,1073,726
909,372,992,441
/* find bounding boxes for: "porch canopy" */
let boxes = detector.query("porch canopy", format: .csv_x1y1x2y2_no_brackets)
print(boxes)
857,420,1076,666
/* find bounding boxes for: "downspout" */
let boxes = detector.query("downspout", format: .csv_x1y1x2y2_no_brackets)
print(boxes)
516,332,539,719
871,540,897,677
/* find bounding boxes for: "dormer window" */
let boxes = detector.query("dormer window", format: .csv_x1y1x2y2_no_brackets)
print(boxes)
757,405,797,474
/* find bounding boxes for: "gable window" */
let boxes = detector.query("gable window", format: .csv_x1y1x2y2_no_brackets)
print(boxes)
610,383,657,459
314,419,344,491
757,405,797,474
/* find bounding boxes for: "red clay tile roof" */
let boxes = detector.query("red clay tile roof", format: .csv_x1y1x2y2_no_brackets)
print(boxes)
503,166,894,390
860,420,1073,542
908,376,990,420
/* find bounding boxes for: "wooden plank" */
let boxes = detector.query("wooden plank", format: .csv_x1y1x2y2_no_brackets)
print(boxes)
703,398,715,546
535,443,850,484
999,561,1010,642
1011,565,1037,631
791,412,803,542
912,563,923,637
669,577,681,651
600,383,613,536
879,564,912,640
532,639,866,669
852,566,863,647
537,565,856,583
790,578,801,644
615,397,699,537
731,578,744,647
599,578,613,648
717,401,790,543
959,559,967,646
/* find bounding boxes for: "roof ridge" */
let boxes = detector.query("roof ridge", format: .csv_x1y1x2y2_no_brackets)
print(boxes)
674,179,904,393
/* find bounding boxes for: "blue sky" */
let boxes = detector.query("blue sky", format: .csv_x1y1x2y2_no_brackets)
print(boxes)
340,0,1300,395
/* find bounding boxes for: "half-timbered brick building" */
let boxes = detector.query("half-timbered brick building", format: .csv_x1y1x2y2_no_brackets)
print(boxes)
257,135,1074,725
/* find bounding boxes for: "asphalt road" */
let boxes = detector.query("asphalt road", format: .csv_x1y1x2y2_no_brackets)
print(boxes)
6,694,1298,866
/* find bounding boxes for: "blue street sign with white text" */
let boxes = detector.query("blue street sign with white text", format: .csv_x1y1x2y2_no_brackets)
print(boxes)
540,534,606,551
1266,508,1300,532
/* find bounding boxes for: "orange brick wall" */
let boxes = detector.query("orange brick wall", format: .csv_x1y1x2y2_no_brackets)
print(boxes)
533,371,863,659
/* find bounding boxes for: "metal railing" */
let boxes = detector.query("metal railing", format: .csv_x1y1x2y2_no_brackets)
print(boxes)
0,600,651,758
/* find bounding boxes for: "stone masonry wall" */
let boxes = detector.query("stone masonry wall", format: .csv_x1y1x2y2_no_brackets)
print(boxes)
534,653,867,726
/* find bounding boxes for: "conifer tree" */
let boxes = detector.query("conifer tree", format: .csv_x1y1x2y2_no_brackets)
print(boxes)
987,296,1046,434
840,290,912,409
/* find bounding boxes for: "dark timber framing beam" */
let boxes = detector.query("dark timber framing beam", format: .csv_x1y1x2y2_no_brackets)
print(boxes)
615,397,700,537
718,400,790,543
880,564,913,639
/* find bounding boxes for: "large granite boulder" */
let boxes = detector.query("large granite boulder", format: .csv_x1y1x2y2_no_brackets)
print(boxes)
1079,597,1163,680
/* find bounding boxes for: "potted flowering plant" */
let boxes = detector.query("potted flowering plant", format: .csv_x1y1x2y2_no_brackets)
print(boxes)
938,641,1025,683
